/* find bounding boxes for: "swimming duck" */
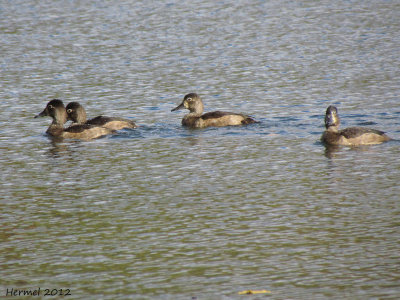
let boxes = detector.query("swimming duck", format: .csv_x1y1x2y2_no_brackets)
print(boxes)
65,102,137,130
35,99,114,140
321,105,391,146
171,93,257,128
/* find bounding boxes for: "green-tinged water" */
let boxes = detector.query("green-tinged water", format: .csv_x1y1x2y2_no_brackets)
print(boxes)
1,1,400,299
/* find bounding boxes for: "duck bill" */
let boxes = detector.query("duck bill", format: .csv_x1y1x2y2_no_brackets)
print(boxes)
171,102,185,112
34,108,47,118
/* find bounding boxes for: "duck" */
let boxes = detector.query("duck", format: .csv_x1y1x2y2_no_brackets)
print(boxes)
65,102,137,130
35,99,114,140
321,105,391,146
171,93,257,128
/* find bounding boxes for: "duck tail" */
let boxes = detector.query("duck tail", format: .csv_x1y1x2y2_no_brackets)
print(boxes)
242,117,258,125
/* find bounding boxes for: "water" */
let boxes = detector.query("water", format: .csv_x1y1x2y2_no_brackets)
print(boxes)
1,1,400,299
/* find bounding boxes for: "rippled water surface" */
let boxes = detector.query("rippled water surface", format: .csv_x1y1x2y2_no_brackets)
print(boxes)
1,1,400,299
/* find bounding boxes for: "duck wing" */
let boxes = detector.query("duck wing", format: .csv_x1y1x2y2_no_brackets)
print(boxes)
340,127,386,138
86,116,136,128
86,116,114,126
201,111,243,120
64,124,95,133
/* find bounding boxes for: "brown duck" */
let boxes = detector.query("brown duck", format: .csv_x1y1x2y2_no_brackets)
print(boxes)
171,93,257,128
321,105,391,146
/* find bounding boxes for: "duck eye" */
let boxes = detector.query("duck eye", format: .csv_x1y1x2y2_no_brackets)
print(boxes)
67,109,72,113
186,97,192,102
49,105,54,109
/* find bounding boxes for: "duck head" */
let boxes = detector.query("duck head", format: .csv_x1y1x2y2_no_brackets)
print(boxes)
325,105,340,129
35,99,68,125
66,102,87,123
171,93,204,115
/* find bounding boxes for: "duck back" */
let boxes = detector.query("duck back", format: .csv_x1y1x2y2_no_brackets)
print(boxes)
85,116,136,130
201,111,257,127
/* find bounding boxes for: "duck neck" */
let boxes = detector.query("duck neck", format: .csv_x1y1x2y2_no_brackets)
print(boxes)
326,125,339,132
189,101,204,116
187,111,202,117
52,109,68,126
76,106,87,123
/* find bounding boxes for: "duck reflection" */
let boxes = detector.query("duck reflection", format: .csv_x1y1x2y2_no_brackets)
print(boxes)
45,138,81,158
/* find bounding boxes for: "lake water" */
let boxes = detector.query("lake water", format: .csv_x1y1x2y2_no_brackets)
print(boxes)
1,1,400,299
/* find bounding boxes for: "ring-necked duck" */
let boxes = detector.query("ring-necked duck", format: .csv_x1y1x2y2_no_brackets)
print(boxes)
35,99,114,140
321,105,391,146
65,102,137,130
171,93,257,128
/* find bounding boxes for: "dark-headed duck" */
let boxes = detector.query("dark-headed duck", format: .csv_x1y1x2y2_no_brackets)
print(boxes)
66,102,137,130
35,99,114,140
171,93,257,128
321,105,391,146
